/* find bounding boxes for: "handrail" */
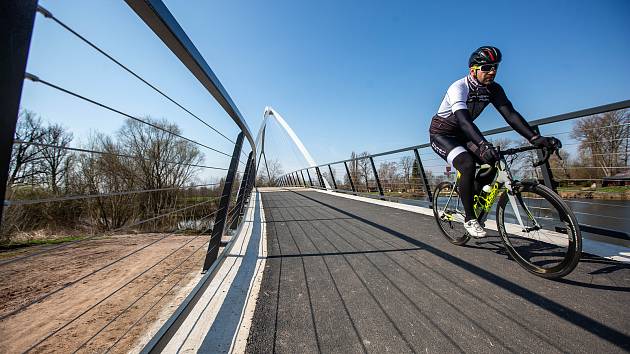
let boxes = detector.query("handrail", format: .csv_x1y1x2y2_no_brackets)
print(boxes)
287,99,630,171
124,0,256,156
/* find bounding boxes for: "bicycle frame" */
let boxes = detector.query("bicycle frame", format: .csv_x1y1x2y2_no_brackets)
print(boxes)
441,158,541,232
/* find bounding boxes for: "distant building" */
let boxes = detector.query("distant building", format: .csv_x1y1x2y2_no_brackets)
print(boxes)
602,170,630,186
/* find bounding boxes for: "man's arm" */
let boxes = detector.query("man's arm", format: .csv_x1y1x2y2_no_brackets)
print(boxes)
490,83,537,141
454,109,488,145
495,102,538,141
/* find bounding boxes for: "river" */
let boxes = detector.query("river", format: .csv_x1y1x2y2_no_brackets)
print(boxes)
400,197,629,245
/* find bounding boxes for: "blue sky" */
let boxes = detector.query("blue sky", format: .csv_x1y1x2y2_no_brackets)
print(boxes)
20,0,630,178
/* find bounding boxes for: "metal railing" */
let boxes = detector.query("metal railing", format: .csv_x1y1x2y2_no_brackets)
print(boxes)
280,100,630,242
1,1,257,352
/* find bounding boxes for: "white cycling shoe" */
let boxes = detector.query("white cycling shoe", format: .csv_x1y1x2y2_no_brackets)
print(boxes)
464,219,486,238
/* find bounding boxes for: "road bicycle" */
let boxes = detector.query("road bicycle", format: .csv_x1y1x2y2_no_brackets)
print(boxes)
432,145,582,279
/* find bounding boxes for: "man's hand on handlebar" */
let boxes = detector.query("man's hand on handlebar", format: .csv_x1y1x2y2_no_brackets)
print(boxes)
479,141,500,164
530,136,562,150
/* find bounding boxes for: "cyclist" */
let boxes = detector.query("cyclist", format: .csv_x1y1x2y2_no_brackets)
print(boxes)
429,46,560,238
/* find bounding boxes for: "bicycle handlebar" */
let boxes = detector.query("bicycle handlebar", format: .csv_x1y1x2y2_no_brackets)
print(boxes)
499,145,559,167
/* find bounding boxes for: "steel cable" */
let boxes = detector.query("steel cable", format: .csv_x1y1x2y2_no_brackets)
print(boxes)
102,239,211,353
0,206,223,320
35,5,237,146
11,140,229,171
22,232,208,353
5,182,221,206
25,73,232,158
71,236,210,353
0,198,223,267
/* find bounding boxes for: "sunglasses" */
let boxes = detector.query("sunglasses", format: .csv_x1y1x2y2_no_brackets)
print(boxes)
472,63,499,72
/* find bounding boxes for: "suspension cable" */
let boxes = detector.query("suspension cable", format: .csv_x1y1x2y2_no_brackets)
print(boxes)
110,197,220,233
104,240,214,353
11,140,229,171
21,232,207,353
5,183,221,206
74,237,210,353
35,5,237,146
0,198,222,267
25,73,232,158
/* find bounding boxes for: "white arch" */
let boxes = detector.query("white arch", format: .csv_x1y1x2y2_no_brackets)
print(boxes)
257,107,331,189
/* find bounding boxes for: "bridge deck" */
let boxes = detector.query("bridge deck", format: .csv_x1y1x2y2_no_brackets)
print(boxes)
246,189,629,353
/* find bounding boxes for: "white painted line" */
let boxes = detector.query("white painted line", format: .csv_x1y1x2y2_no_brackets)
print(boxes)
306,188,630,263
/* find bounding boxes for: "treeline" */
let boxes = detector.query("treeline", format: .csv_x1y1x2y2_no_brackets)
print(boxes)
333,152,436,195
2,110,223,242
334,109,629,193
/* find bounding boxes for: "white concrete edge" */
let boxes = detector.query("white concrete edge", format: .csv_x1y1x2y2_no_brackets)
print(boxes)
302,188,630,263
230,191,267,353
161,190,266,352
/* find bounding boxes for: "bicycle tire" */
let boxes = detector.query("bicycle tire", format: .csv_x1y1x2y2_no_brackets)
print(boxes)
496,181,582,279
432,181,470,245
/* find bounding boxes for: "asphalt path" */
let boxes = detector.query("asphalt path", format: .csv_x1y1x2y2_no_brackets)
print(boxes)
246,190,630,353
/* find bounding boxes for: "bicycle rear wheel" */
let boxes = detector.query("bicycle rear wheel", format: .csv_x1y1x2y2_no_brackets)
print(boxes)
432,181,470,245
496,181,582,278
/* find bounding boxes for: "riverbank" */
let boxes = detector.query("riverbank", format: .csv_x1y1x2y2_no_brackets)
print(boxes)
558,186,630,200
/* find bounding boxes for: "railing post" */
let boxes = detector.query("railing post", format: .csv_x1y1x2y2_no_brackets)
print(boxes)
532,126,557,192
295,172,302,187
203,132,244,272
229,151,253,230
413,149,433,203
0,1,38,229
343,161,356,193
369,157,385,199
328,164,338,190
306,169,314,187
315,167,325,189
300,170,307,188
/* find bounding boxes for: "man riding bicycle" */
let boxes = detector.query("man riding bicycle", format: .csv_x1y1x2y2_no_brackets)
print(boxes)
429,46,560,238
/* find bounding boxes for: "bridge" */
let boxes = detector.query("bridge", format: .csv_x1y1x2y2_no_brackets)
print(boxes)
1,2,629,353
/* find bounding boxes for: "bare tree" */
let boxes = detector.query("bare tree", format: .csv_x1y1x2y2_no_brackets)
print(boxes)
571,109,629,177
356,152,371,191
8,110,47,187
40,124,74,194
399,156,414,184
345,152,360,187
377,161,398,190
256,158,284,186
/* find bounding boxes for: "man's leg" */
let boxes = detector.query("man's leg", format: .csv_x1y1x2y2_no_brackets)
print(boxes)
431,134,487,238
431,134,476,221
451,153,476,222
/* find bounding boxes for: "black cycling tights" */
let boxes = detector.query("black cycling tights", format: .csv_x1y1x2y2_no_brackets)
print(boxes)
452,153,496,222
452,153,476,222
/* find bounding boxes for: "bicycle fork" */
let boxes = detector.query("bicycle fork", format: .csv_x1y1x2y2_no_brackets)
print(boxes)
505,183,541,233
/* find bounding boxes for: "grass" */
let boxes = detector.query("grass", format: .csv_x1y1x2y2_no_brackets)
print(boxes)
558,185,630,193
0,236,84,251
596,186,630,193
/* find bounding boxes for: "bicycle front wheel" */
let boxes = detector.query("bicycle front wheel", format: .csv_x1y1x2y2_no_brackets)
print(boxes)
496,181,582,278
432,181,470,245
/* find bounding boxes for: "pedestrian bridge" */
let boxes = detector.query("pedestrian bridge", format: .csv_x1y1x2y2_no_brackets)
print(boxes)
3,3,629,353
143,187,630,353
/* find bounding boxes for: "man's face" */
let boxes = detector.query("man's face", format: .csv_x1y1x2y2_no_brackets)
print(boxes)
470,66,497,85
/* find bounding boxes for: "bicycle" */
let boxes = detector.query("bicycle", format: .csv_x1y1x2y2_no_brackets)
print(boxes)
432,145,582,279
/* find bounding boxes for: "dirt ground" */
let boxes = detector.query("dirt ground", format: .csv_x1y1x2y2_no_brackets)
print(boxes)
0,233,211,353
